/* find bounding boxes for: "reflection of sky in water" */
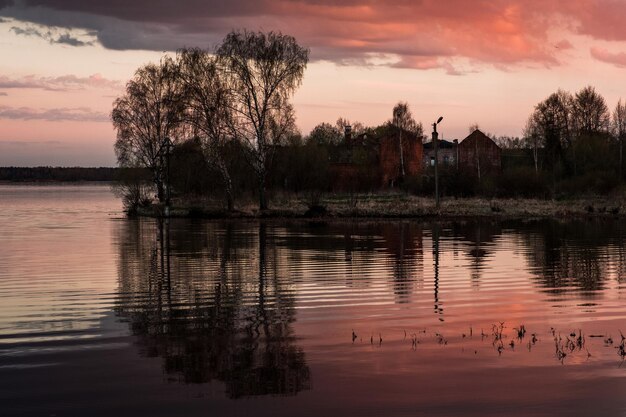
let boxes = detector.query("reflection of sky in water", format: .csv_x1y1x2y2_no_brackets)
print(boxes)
1,185,626,416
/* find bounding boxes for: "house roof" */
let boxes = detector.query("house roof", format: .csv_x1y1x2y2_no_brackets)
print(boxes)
459,129,500,149
423,139,457,150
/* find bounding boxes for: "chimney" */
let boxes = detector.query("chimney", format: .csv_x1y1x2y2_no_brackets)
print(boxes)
344,125,352,142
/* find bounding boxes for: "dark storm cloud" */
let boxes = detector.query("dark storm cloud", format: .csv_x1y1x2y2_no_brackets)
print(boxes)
3,0,626,70
10,24,92,45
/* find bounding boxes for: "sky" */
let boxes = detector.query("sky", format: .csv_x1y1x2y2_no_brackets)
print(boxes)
1,1,626,167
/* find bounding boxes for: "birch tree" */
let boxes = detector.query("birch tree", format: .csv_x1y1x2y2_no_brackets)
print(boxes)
217,30,309,210
612,99,626,179
391,102,419,178
112,57,184,203
523,115,541,174
176,48,236,210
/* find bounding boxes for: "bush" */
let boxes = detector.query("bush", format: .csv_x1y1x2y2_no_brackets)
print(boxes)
497,167,550,198
112,168,153,215
400,174,422,195
557,171,620,196
477,175,498,197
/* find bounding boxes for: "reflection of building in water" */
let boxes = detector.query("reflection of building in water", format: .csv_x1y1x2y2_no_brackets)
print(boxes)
452,220,502,286
278,221,425,304
115,219,311,398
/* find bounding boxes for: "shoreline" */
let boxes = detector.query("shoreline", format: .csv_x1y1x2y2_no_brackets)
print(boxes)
135,194,625,221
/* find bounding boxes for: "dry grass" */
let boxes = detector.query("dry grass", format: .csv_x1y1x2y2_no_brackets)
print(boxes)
144,189,626,219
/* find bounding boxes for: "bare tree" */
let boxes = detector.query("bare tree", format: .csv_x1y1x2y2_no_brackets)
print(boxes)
268,102,300,146
176,48,236,210
468,123,483,180
306,122,342,146
391,102,419,178
529,90,572,171
217,30,309,210
570,86,608,175
572,86,610,136
494,136,524,150
523,115,542,174
612,99,626,179
335,117,366,137
112,57,184,203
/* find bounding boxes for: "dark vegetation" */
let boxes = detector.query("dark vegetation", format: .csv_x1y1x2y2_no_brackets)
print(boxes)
110,29,626,215
0,166,118,182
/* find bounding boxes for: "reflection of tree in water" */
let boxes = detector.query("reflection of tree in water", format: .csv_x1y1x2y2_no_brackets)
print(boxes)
277,221,424,302
518,219,625,294
115,219,310,398
617,244,626,284
381,222,424,304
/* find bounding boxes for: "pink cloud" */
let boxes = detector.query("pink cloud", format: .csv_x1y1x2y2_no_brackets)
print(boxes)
0,73,122,91
0,105,109,122
590,46,626,68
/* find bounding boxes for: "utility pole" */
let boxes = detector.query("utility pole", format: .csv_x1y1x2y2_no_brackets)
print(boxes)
432,117,443,211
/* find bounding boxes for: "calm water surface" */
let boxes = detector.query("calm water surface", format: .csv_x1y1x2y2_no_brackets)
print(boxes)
1,185,626,416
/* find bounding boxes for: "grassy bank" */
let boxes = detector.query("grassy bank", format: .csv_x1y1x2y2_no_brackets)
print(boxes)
136,191,626,220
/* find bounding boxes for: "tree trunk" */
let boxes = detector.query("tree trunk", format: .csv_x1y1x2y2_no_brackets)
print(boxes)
226,189,234,212
619,138,624,182
217,160,235,211
475,141,481,182
572,144,577,176
155,176,165,203
533,142,539,175
258,173,268,211
398,129,405,178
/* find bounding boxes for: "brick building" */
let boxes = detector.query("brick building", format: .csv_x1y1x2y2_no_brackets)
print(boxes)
458,129,502,177
423,139,459,169
330,128,423,190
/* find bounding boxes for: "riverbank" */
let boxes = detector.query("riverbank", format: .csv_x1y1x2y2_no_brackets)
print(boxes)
135,192,625,220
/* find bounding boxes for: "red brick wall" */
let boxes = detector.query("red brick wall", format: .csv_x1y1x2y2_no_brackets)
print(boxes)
458,130,501,176
330,163,381,192
329,131,423,190
379,132,423,187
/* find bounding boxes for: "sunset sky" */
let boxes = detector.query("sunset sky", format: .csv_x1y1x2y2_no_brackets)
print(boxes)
2,0,626,166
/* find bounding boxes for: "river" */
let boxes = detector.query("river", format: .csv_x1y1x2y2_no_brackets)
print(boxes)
1,184,625,416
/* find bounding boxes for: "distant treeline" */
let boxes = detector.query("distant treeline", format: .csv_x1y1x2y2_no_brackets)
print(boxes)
0,167,120,182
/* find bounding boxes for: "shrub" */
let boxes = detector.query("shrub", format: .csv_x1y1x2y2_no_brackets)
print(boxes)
400,174,422,195
112,168,153,215
497,167,550,198
557,171,619,196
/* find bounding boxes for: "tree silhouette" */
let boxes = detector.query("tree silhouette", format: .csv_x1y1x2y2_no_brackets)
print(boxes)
115,220,311,397
612,99,626,179
176,48,236,210
217,30,309,210
391,102,421,179
112,58,185,203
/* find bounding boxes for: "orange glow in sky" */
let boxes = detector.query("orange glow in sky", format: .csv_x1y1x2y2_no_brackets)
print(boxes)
1,0,626,166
